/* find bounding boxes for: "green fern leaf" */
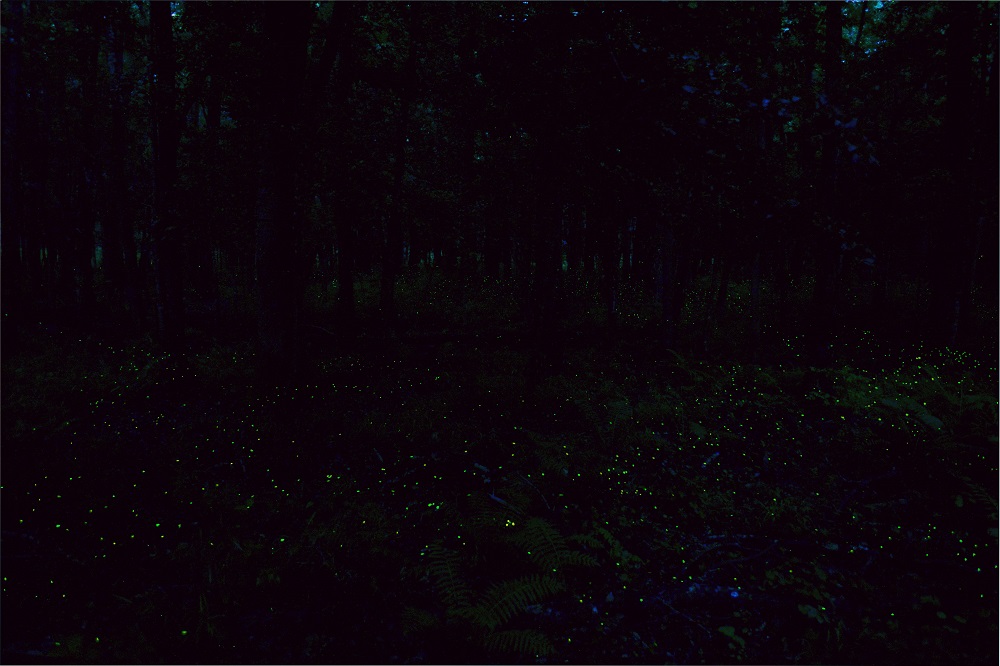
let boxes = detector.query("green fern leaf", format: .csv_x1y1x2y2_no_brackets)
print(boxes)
425,541,472,611
557,550,600,568
955,474,999,522
507,517,567,570
462,574,565,631
482,629,556,656
509,516,598,569
567,532,604,551
591,524,645,566
400,605,439,636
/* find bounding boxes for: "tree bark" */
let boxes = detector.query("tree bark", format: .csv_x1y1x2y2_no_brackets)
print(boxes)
102,5,126,316
100,3,144,332
150,1,184,348
809,0,844,366
928,2,976,348
380,7,417,320
1,0,25,349
254,2,313,383
324,4,365,322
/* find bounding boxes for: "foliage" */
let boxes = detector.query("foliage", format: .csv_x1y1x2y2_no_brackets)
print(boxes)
7,270,997,664
2,0,998,655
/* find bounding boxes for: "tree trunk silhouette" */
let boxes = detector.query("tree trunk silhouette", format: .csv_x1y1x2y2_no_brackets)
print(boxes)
659,223,685,349
102,4,129,325
380,7,416,320
150,1,184,349
1,0,25,349
809,0,844,366
928,2,976,348
746,2,781,363
325,4,364,322
254,2,312,383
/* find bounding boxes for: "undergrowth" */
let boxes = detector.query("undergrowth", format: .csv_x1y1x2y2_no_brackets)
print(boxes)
2,274,997,664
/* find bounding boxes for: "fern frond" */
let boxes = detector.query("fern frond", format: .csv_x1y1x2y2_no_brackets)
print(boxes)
482,629,556,656
955,474,999,520
467,491,508,529
566,532,604,551
425,541,472,611
533,435,571,475
400,605,439,636
460,574,565,631
507,517,566,570
559,550,600,568
507,517,601,570
591,524,645,566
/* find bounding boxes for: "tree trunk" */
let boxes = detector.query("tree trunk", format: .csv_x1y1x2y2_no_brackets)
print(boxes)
597,195,621,330
254,2,312,383
83,2,143,333
749,250,763,363
809,0,844,366
659,223,686,349
324,5,364,323
380,10,416,320
714,252,731,319
102,5,128,322
150,1,184,348
928,2,976,348
1,0,25,349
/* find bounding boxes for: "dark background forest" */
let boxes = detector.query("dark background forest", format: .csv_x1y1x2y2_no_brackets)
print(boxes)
1,1,998,664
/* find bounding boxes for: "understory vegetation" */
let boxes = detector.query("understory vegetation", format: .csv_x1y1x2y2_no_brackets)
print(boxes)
2,272,997,664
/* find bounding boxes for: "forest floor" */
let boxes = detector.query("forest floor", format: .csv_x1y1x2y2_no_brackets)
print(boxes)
2,274,998,664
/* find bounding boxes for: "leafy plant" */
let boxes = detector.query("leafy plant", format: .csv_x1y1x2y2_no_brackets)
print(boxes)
424,540,473,612
481,629,557,657
506,517,600,572
457,574,566,632
418,510,602,658
422,539,565,657
954,474,999,537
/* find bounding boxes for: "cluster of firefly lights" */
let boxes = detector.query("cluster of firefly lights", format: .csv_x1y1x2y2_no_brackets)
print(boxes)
3,331,995,652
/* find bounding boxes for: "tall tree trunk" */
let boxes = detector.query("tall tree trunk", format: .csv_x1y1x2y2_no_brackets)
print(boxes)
254,2,312,383
199,18,224,328
75,13,99,324
928,2,976,347
745,2,780,363
565,202,583,274
112,2,144,334
150,1,184,348
456,5,484,278
529,184,561,329
102,5,127,322
971,8,999,322
810,0,844,366
852,1,869,53
748,250,763,363
336,204,356,320
73,6,103,327
380,10,416,320
658,219,689,350
483,201,502,279
379,121,408,320
597,194,621,330
325,5,364,322
714,252,731,319
1,0,25,349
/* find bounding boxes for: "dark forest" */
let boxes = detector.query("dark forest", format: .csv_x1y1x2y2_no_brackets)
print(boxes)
1,1,997,663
